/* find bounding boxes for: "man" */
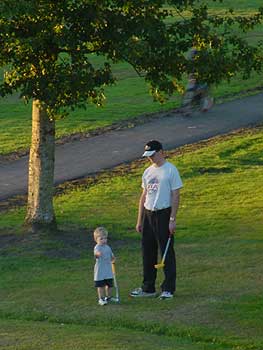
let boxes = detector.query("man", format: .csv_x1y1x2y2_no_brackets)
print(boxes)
182,46,214,113
130,140,183,299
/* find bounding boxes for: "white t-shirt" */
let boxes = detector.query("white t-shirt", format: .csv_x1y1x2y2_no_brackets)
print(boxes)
142,161,183,211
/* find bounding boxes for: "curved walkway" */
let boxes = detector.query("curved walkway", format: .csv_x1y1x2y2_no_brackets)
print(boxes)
0,93,262,201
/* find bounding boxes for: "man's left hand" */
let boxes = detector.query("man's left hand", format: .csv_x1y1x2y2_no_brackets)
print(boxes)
169,221,176,235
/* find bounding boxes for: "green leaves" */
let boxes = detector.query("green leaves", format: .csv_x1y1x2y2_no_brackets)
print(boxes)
0,0,263,114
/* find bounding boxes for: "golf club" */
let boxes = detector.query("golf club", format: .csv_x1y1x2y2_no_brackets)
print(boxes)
154,234,172,269
112,262,120,303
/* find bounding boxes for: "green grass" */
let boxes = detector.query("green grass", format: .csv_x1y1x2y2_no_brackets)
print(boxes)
1,0,263,155
0,319,228,350
0,126,262,349
204,0,262,10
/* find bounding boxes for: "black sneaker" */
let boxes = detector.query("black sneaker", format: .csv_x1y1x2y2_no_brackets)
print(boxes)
130,287,156,298
159,291,173,300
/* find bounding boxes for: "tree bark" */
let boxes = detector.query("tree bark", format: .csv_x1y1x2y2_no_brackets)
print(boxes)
25,100,56,232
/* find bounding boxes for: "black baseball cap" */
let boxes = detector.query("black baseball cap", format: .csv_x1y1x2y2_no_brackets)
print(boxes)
142,140,163,157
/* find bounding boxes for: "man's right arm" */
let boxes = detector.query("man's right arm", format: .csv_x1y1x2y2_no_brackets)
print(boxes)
136,188,147,233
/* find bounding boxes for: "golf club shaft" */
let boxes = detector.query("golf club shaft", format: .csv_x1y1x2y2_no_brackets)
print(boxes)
161,236,171,264
155,234,172,268
112,263,120,301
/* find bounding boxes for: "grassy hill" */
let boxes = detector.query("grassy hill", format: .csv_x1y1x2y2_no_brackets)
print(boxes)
0,125,262,349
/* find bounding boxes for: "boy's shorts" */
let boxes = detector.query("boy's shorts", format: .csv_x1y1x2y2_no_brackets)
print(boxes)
94,278,113,288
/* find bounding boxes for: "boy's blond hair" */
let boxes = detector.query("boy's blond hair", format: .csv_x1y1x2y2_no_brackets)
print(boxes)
93,226,108,241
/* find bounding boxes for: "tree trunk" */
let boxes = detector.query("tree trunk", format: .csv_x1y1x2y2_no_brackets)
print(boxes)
25,100,57,232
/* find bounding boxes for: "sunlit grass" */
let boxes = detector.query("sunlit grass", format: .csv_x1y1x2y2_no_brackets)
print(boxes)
0,126,262,349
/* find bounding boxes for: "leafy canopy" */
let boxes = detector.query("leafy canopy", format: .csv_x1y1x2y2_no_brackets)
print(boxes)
0,0,262,116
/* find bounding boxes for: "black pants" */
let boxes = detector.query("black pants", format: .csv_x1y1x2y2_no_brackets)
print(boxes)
141,207,176,293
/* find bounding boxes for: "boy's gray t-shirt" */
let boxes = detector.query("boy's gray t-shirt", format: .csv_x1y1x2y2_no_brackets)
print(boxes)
94,244,114,281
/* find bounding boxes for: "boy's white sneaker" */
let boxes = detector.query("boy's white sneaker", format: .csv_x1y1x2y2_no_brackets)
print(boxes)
98,298,107,306
105,296,119,303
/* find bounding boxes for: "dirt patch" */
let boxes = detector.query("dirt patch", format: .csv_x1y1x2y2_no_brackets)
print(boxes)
0,233,23,250
0,228,90,259
0,227,134,259
198,167,233,174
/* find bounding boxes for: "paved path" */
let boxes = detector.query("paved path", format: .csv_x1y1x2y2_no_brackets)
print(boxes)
0,93,262,201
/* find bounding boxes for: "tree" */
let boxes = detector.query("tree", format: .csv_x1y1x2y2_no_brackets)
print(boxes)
0,0,262,232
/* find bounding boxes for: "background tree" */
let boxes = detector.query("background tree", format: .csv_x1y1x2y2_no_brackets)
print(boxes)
0,0,262,232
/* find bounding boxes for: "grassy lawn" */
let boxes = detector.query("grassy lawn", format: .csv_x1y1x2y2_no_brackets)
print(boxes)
0,319,225,350
0,125,262,349
205,0,262,10
1,1,263,156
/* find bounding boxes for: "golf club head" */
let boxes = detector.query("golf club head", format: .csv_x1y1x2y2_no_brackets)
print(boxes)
154,262,165,269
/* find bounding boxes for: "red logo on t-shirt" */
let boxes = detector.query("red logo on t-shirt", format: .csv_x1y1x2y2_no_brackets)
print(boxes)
147,178,159,194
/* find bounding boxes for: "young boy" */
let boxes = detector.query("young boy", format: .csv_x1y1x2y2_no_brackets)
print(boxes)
93,226,116,306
